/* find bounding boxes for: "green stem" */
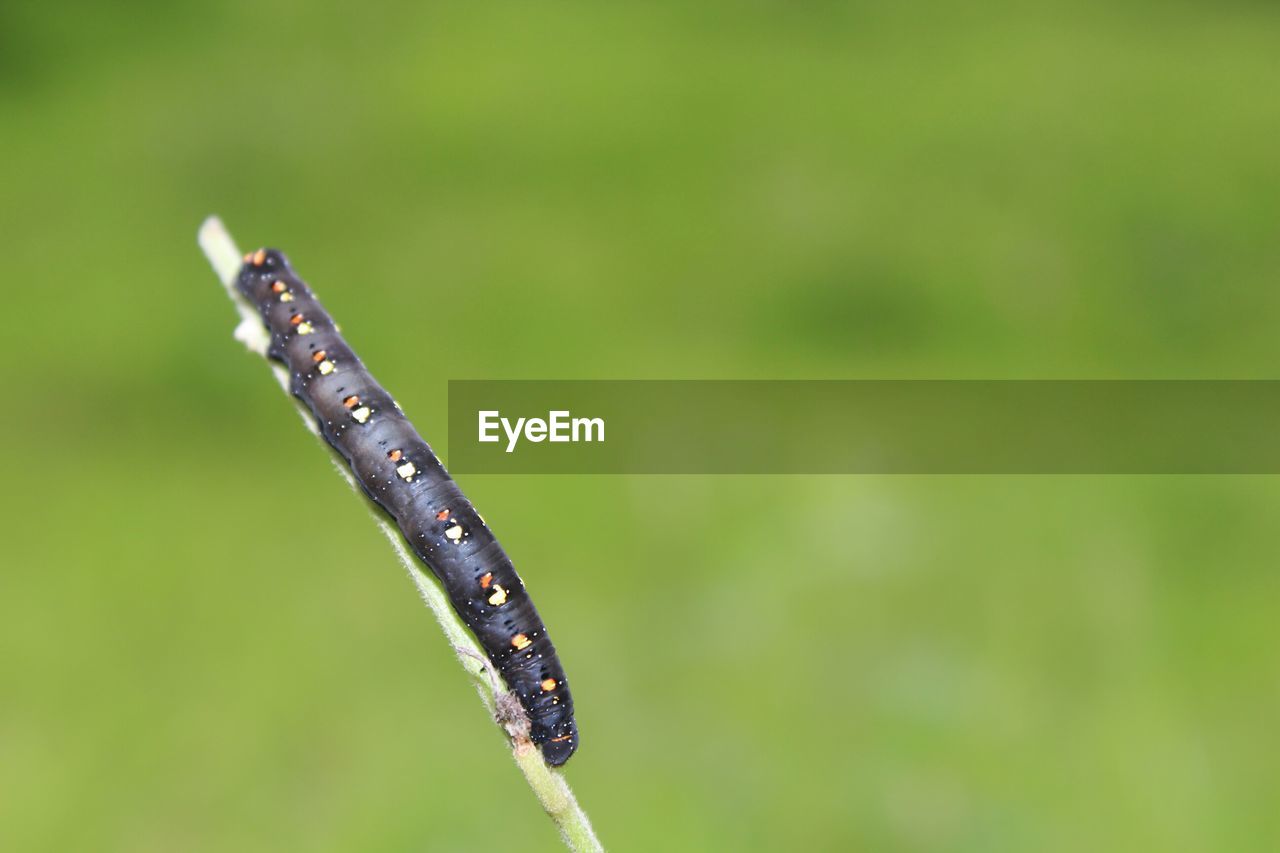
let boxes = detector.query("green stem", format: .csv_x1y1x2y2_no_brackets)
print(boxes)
197,216,603,853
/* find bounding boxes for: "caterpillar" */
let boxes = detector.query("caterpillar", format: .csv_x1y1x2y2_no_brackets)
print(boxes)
235,247,578,766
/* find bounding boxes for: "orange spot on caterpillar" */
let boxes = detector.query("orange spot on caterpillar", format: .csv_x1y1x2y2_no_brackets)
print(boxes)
479,572,493,589
290,314,303,325
549,734,573,743
436,509,450,521
271,281,286,293
511,634,531,650
388,449,402,462
343,395,360,409
252,249,266,266
312,350,327,362
540,678,557,692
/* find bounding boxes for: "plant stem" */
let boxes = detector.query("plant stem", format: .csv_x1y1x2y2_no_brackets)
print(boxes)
197,216,603,853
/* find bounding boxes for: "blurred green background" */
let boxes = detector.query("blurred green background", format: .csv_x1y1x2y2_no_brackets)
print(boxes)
3,1,1279,850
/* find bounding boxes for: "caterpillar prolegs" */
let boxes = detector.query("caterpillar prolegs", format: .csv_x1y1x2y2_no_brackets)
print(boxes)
236,248,578,766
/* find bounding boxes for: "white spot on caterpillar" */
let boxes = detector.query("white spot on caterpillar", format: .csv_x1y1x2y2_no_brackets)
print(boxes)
351,406,371,423
396,461,417,481
487,584,508,606
280,292,295,302
318,360,336,375
296,322,313,335
444,524,464,542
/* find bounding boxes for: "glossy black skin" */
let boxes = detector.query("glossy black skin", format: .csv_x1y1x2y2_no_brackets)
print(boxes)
237,249,578,766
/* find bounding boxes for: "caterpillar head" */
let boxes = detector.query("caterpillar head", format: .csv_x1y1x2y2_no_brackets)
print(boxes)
538,718,579,767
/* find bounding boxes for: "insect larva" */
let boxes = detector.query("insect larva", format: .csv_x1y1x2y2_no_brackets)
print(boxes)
236,248,578,766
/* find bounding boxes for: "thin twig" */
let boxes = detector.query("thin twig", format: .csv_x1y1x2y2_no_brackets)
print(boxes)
197,216,603,853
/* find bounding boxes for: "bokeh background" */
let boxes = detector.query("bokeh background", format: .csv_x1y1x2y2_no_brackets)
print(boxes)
3,2,1280,850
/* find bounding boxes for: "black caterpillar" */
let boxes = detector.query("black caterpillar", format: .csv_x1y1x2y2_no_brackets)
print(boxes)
236,247,578,766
